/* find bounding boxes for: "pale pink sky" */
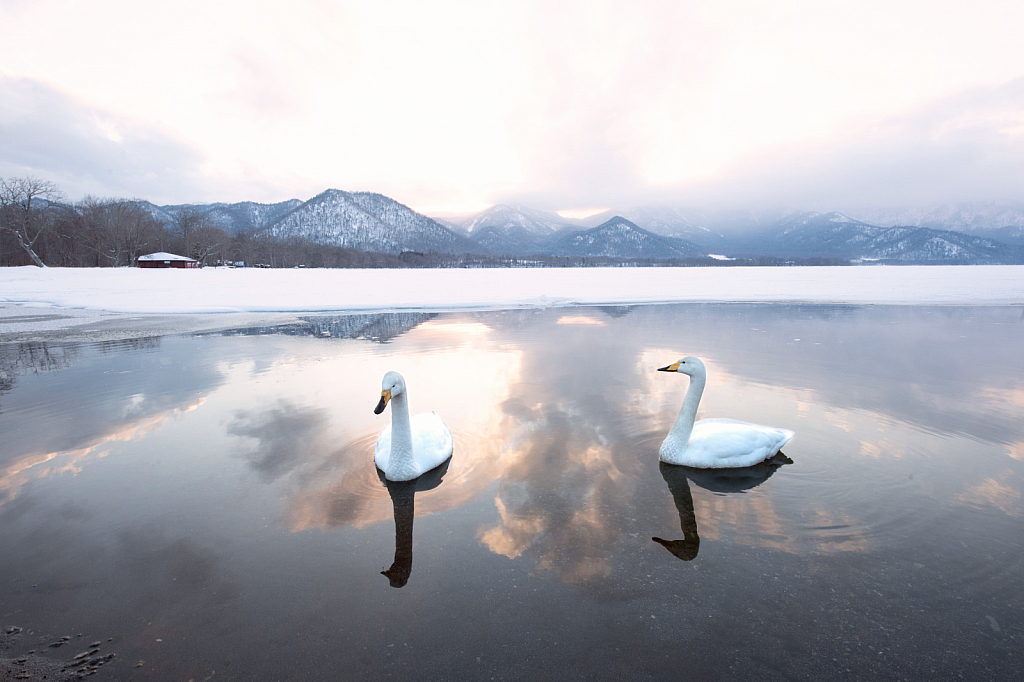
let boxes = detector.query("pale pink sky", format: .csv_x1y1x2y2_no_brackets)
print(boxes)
1,0,1023,212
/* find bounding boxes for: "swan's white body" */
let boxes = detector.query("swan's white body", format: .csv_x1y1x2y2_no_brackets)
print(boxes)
374,371,453,481
659,357,793,469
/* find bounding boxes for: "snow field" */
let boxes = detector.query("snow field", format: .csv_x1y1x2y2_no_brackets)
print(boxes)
1,265,1022,315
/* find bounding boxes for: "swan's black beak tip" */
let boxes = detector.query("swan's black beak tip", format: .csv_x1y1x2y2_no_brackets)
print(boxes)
374,396,387,414
657,365,672,372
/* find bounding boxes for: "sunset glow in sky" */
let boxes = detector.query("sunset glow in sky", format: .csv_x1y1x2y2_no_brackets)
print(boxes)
2,0,1023,212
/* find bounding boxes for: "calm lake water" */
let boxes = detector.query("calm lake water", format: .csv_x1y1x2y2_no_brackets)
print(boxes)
1,304,1022,680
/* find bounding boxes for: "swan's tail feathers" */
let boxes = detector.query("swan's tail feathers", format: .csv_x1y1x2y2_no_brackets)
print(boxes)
769,452,793,465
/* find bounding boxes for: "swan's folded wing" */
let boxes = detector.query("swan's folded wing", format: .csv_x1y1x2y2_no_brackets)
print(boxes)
410,412,454,471
686,419,794,468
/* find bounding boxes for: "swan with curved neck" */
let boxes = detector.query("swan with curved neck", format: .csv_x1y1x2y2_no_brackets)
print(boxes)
374,371,453,481
657,357,793,468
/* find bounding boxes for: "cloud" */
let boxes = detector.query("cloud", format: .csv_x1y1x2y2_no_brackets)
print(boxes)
500,77,1024,211
3,1,1024,210
0,76,243,203
693,78,1024,210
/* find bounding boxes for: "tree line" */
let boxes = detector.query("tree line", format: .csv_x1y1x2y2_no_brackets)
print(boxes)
1,177,221,267
3,176,850,269
0,177,496,269
0,177,403,268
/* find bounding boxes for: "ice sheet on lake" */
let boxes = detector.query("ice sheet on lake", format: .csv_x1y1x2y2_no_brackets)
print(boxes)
1,265,1022,315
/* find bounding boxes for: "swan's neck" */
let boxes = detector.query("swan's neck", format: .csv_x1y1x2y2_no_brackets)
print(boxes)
666,373,705,448
387,392,417,478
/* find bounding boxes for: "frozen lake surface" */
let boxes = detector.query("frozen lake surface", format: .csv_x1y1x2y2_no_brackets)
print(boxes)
2,265,1023,315
1,303,1022,680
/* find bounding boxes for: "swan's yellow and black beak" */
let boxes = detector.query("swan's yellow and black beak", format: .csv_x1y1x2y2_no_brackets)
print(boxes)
658,362,681,372
374,389,391,414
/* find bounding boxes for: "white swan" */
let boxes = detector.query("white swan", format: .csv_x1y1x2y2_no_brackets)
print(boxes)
657,357,793,468
373,371,453,481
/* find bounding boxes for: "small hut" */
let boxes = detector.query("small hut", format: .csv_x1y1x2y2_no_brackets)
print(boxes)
138,252,200,269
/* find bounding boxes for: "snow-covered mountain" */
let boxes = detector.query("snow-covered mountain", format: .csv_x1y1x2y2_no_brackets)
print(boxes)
548,217,706,258
856,228,1022,263
727,211,1024,263
446,206,714,257
843,203,1024,245
137,201,178,227
575,206,721,243
573,206,815,251
140,199,303,234
470,223,550,255
430,216,467,233
266,190,485,255
199,200,303,234
134,191,1024,262
459,205,580,254
461,204,571,235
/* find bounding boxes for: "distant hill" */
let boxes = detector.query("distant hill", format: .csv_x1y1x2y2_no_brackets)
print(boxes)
462,204,571,235
135,191,1024,263
460,205,579,254
446,208,708,258
471,222,549,255
265,190,485,255
196,200,304,234
843,202,1024,246
140,199,303,234
721,212,1024,263
560,208,1024,263
547,216,706,259
574,206,723,244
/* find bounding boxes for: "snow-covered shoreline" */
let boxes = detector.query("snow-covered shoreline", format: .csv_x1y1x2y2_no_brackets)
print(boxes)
2,265,1023,315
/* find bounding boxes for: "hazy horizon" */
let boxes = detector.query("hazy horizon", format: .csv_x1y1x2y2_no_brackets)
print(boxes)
2,1,1024,215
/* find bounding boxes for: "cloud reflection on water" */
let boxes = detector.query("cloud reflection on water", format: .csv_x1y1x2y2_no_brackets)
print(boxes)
957,472,1023,519
0,398,205,505
229,400,334,483
0,303,1021,589
472,313,661,583
0,336,220,507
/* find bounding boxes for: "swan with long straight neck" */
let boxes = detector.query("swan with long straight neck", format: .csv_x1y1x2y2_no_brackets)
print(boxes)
373,371,453,482
657,357,794,469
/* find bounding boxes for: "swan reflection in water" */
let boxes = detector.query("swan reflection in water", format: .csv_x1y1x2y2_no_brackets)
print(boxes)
378,458,451,587
652,453,793,561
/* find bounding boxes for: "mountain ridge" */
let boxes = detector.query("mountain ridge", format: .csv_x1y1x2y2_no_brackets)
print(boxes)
131,191,1024,263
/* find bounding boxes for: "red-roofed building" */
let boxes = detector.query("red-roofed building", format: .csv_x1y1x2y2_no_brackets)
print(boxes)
138,252,199,269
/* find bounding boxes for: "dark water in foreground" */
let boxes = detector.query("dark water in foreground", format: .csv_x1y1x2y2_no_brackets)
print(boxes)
1,304,1022,680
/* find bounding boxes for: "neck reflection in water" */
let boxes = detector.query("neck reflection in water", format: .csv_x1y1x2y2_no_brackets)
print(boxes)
653,454,793,562
379,458,451,588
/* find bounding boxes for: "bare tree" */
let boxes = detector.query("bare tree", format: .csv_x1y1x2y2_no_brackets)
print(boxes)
171,205,202,256
75,196,108,265
171,206,225,265
74,197,164,267
0,177,63,267
108,200,159,266
191,223,226,265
